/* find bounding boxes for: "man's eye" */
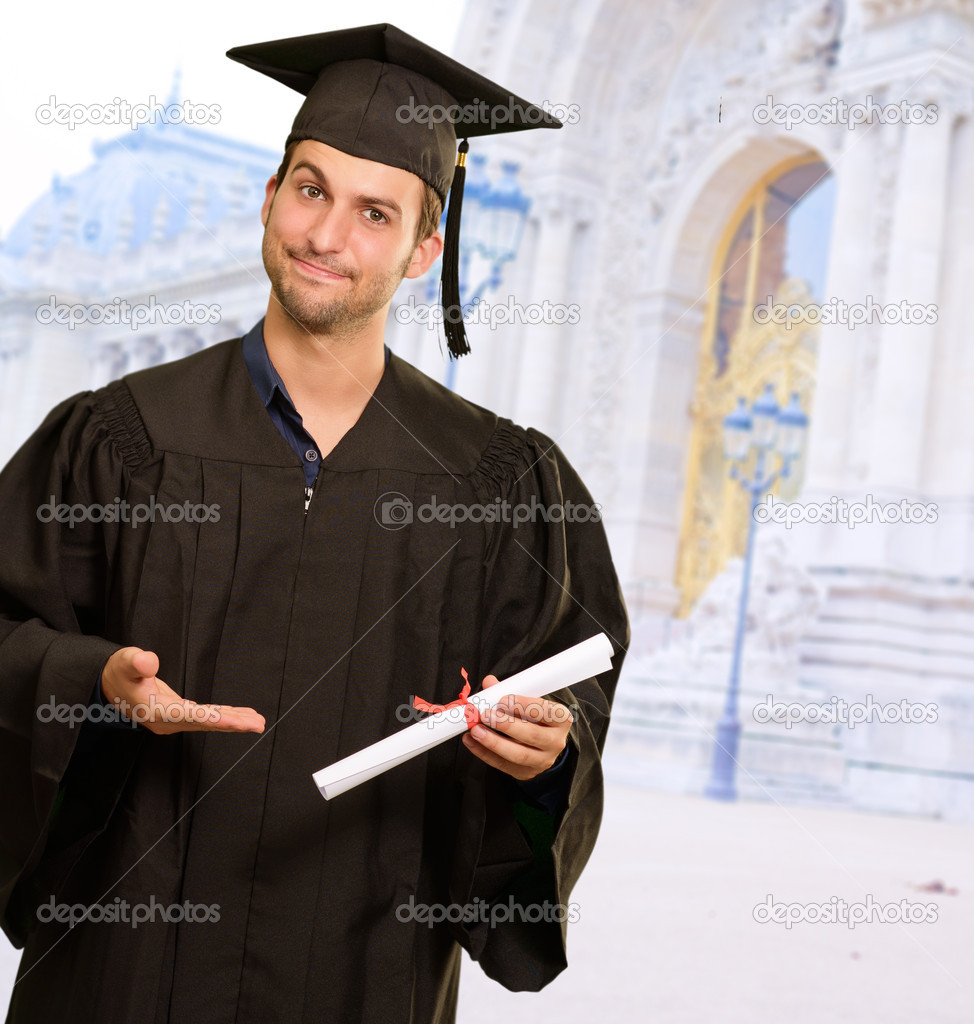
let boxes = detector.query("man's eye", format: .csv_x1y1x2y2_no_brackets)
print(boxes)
366,208,387,223
301,185,323,199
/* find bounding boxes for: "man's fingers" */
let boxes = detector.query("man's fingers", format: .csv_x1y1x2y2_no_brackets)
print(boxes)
462,694,572,780
465,721,561,767
462,732,526,777
130,648,160,680
479,709,552,750
486,696,574,729
113,646,159,681
461,730,556,780
201,705,265,734
134,699,265,735
102,647,157,702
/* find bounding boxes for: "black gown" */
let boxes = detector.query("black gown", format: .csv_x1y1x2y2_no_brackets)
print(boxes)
0,337,629,1023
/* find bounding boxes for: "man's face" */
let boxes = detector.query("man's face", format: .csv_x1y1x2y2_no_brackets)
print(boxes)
260,139,441,338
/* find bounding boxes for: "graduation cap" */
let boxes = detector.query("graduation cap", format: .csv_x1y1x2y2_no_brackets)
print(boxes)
227,23,562,357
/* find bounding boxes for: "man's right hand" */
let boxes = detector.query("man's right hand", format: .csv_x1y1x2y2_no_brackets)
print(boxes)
100,647,265,735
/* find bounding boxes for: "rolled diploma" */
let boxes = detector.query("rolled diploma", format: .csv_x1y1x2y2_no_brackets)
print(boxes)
312,632,614,800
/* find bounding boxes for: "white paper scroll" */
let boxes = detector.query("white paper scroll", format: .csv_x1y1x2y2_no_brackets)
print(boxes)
312,632,614,800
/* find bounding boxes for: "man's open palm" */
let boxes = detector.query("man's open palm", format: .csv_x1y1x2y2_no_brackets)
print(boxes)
100,647,265,735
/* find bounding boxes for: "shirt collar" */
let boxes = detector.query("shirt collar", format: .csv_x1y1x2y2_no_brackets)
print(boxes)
241,317,290,409
241,317,392,411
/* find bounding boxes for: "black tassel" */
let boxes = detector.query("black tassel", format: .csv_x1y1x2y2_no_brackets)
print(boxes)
441,139,470,358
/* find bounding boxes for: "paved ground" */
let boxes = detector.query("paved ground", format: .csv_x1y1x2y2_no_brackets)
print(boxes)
3,784,971,1021
457,785,974,1023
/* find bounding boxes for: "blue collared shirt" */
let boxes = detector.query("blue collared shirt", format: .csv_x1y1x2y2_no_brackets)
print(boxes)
241,318,391,501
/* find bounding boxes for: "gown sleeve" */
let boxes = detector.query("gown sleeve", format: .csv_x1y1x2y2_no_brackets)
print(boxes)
0,387,145,946
449,420,630,991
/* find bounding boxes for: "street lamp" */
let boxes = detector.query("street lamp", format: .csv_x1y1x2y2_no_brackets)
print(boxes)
425,156,531,391
703,384,809,801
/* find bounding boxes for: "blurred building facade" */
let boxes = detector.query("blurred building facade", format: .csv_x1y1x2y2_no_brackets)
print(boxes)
446,0,974,821
2,0,973,819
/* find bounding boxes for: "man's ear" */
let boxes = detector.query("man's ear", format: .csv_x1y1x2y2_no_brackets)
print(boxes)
260,175,279,227
403,231,444,280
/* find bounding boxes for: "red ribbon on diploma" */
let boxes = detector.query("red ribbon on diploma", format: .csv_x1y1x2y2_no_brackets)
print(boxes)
412,668,481,728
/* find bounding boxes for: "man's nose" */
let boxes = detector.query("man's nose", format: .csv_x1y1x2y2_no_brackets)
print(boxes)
305,205,352,255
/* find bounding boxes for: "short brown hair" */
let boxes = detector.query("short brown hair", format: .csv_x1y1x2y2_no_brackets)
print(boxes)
275,140,443,246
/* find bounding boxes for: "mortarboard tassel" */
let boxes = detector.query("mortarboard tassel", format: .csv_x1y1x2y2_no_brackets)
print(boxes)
441,139,470,358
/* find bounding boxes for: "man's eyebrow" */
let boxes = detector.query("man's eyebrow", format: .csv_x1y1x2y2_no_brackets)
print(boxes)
289,160,328,183
355,194,403,218
288,161,403,218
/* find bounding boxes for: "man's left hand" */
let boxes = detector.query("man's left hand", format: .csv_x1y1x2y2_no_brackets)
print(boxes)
461,675,573,781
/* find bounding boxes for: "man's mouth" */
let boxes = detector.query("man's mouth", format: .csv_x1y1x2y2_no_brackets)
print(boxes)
290,254,351,281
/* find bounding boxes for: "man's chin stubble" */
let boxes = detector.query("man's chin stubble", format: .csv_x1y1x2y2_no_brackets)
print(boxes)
264,247,413,342
272,285,378,341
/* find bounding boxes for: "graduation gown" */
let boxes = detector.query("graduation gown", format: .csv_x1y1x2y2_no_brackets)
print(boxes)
0,337,629,1023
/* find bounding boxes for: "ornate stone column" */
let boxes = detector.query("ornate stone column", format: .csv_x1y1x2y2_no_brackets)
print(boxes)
802,122,882,496
511,190,577,431
866,90,953,494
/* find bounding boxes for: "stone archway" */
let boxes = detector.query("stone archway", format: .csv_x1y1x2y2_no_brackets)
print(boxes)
612,130,833,619
669,151,835,613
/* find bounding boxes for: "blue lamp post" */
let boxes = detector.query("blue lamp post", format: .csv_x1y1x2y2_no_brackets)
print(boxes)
427,156,530,391
703,384,809,801
477,161,532,288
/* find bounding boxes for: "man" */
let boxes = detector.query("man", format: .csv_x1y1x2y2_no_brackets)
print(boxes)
1,24,628,1023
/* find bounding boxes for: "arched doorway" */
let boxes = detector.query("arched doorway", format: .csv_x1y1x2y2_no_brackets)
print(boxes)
675,155,836,615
